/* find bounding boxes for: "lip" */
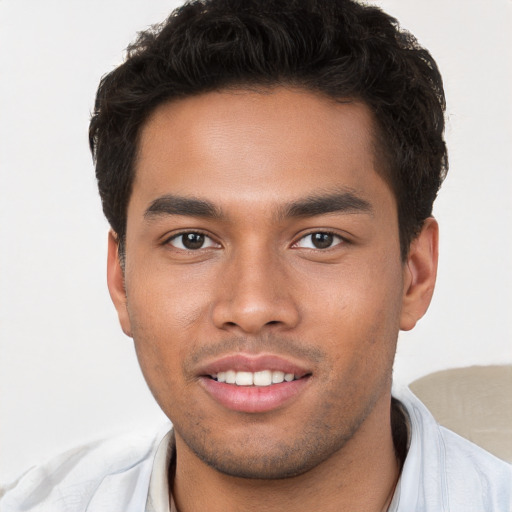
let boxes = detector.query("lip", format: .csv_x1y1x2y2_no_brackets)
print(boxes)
198,354,310,377
197,354,312,413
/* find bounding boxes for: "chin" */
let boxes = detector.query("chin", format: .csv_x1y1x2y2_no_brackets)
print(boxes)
178,423,354,480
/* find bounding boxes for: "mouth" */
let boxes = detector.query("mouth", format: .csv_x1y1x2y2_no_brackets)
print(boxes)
210,369,303,386
198,355,312,413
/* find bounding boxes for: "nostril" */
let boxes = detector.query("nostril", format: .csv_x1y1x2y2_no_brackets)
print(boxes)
212,296,300,333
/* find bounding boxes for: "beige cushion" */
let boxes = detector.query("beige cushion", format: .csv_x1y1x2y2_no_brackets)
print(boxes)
409,365,512,463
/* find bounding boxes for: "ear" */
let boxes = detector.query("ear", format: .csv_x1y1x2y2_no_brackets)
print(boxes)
400,217,439,331
107,231,133,337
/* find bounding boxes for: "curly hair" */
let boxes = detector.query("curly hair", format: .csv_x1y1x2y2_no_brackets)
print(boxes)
89,0,447,259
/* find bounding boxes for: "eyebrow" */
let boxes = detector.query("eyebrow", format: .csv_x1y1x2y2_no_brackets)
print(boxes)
144,195,223,219
279,190,373,219
143,190,373,222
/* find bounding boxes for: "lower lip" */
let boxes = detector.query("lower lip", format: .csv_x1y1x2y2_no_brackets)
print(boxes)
199,376,310,413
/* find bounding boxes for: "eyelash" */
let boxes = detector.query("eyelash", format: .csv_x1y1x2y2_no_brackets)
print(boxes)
164,230,346,251
292,231,346,250
165,231,219,251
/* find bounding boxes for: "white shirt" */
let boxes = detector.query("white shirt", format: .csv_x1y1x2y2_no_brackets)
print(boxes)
2,388,511,511
389,386,512,511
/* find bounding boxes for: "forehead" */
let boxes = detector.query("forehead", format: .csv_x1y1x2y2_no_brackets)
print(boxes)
132,88,393,214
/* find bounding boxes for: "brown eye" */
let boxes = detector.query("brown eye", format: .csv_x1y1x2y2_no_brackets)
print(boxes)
168,232,217,250
311,233,334,249
182,233,205,249
295,232,343,250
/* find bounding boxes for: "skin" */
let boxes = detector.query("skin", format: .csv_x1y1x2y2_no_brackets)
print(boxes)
107,88,438,512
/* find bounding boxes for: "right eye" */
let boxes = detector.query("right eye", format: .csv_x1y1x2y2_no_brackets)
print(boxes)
167,232,219,250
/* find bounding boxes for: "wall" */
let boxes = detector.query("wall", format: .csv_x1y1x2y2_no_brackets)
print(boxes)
1,0,511,483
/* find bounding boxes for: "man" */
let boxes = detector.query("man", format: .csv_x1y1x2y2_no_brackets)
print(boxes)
1,0,511,510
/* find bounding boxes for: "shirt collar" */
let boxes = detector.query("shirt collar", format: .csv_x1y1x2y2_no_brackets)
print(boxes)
146,429,175,512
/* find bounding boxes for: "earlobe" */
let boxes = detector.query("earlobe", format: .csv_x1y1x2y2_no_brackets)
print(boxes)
400,217,439,331
107,231,133,337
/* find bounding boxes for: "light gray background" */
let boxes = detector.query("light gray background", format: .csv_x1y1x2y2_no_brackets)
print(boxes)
1,0,511,483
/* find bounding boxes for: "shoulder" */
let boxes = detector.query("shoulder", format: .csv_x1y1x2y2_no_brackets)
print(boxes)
0,425,171,512
393,386,512,512
438,425,512,508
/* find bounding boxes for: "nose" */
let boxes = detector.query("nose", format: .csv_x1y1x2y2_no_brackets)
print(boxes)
211,247,300,334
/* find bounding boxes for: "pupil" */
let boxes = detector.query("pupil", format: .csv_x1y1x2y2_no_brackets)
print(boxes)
312,233,333,249
183,233,204,249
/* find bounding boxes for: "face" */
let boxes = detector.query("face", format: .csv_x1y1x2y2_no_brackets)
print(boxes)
108,88,437,479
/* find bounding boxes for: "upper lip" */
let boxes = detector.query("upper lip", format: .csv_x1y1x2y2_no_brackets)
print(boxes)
197,353,311,378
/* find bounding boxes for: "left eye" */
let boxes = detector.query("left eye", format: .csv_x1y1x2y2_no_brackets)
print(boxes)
295,232,343,250
167,232,218,250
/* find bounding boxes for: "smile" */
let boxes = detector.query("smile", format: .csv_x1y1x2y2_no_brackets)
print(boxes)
212,370,298,386
197,353,312,412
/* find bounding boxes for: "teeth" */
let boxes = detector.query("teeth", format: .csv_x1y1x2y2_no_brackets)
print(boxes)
213,370,298,386
235,371,253,386
272,371,285,383
253,370,272,386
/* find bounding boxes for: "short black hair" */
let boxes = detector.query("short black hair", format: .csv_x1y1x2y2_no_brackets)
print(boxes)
89,0,447,259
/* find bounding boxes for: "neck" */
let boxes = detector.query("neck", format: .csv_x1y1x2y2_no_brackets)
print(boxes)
171,396,403,512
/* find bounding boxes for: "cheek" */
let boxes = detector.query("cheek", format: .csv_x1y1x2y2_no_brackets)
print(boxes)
124,265,214,398
302,251,403,324
302,255,403,370
127,255,214,332
129,306,194,418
